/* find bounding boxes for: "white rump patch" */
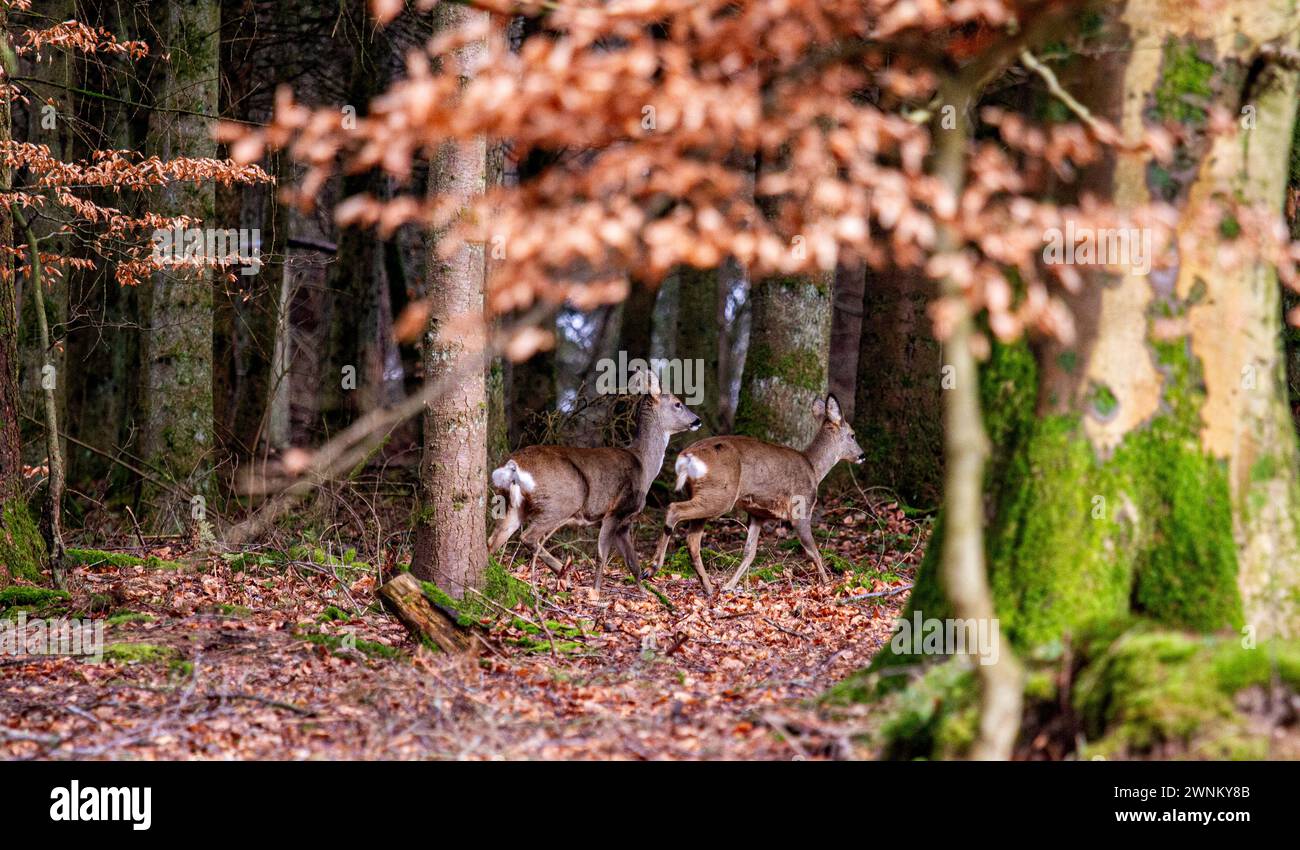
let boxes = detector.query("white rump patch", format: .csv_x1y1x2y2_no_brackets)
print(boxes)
515,467,536,493
492,459,536,504
490,461,514,489
674,453,708,491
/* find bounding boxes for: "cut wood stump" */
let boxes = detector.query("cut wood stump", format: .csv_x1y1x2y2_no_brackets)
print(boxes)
378,573,476,655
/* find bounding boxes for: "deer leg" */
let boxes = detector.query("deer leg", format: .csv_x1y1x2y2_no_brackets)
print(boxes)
723,514,763,592
654,498,723,576
521,525,567,577
793,517,829,584
593,516,623,596
684,520,714,596
612,521,644,588
488,505,522,552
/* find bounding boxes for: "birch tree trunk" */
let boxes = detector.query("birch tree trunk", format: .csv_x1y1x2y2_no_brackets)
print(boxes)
411,2,489,597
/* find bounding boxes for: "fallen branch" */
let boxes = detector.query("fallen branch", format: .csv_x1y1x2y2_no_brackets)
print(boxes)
378,573,476,655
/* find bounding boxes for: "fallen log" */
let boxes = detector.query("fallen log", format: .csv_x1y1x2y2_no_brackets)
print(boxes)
378,573,476,655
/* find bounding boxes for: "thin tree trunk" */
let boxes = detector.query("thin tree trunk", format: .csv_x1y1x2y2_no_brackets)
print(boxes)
931,73,1021,761
411,2,489,597
13,210,65,587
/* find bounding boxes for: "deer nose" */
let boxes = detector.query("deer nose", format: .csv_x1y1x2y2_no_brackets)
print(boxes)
690,416,702,430
856,452,866,464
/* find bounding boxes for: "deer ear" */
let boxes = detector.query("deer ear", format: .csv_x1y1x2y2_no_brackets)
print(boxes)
812,397,826,419
646,368,662,399
826,394,842,424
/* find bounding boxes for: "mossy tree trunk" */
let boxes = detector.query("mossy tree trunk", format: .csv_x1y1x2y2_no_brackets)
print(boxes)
140,0,219,531
735,273,832,447
906,0,1300,651
0,6,47,583
853,267,944,506
411,1,490,598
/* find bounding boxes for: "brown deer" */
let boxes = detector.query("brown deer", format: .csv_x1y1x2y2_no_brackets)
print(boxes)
488,368,701,595
649,395,865,595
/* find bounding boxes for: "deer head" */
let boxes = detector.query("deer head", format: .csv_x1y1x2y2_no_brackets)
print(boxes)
630,367,701,437
811,394,865,470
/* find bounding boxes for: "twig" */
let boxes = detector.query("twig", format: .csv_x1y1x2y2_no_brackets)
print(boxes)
841,583,913,603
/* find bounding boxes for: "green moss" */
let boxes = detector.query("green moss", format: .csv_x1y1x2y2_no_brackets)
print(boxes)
0,585,69,608
106,611,154,626
1073,626,1300,758
1153,39,1215,126
0,499,48,583
65,548,185,570
296,630,402,660
103,643,179,664
418,556,534,627
827,658,980,759
833,621,1300,760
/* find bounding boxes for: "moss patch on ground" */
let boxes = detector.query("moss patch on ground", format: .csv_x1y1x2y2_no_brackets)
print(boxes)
830,621,1300,760
66,548,186,570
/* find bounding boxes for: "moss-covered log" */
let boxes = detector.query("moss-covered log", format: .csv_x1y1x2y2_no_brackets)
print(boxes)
378,573,476,654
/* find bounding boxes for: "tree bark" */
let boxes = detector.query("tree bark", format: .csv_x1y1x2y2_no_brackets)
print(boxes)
674,265,720,432
907,0,1300,654
140,0,220,531
735,273,832,447
854,267,944,506
411,2,490,598
828,261,865,421
0,6,48,584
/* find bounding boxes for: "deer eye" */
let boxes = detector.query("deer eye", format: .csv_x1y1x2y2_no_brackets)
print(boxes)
674,401,682,409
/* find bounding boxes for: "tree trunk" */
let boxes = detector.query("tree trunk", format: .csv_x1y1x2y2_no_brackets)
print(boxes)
735,273,832,447
828,262,865,421
674,266,720,432
317,3,392,432
0,6,48,583
854,267,944,506
140,0,220,531
909,0,1300,649
411,2,489,598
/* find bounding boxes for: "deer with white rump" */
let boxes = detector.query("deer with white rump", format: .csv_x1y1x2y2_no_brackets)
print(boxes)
488,368,700,596
649,395,865,595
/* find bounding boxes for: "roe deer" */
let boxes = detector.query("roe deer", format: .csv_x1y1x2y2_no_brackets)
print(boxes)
649,394,864,595
488,368,700,595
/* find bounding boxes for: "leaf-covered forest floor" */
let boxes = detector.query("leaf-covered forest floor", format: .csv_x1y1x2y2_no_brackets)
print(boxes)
0,493,926,760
